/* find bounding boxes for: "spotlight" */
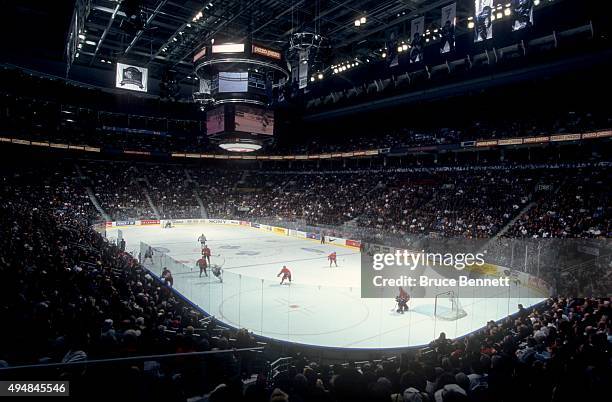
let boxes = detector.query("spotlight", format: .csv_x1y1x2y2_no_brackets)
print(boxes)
496,12,503,19
381,52,386,58
504,8,511,16
317,73,323,79
402,44,408,51
360,17,366,24
354,19,361,27
468,21,475,29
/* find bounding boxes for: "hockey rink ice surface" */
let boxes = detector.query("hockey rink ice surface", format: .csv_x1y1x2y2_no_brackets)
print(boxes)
110,224,545,349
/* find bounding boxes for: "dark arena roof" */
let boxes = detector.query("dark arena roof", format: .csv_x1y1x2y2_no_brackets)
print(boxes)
0,1,611,401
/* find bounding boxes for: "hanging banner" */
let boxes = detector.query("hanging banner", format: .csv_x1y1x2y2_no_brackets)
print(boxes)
512,0,534,31
298,50,309,89
115,63,148,92
474,0,493,42
440,3,456,54
410,16,425,63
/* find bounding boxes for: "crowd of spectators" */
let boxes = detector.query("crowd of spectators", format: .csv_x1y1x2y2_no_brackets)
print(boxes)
506,168,610,238
80,161,156,221
71,160,610,241
0,168,262,400
0,158,609,400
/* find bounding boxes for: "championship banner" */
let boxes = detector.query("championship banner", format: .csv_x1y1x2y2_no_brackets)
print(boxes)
512,0,534,31
474,0,493,42
410,16,425,63
440,3,456,54
115,63,148,92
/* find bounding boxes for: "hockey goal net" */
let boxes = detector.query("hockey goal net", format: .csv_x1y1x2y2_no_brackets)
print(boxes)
434,291,467,321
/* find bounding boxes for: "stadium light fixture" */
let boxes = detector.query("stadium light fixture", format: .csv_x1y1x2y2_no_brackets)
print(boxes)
360,17,366,24
318,73,323,79
468,21,475,29
354,19,361,27
381,52,386,58
496,12,503,19
504,8,511,16
534,0,540,5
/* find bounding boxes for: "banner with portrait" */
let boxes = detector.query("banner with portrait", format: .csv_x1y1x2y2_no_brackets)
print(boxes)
474,0,493,42
410,16,425,63
440,3,456,54
512,0,534,31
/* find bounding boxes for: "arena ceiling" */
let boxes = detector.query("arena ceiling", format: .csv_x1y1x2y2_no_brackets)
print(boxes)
3,0,472,81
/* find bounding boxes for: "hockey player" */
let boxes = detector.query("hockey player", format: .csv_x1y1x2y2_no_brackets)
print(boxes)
202,245,211,265
196,256,208,277
277,266,292,285
144,246,154,263
396,287,410,314
198,233,207,248
328,251,338,267
211,264,223,283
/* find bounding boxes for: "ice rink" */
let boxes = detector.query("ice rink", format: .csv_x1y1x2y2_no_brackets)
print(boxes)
109,224,545,349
